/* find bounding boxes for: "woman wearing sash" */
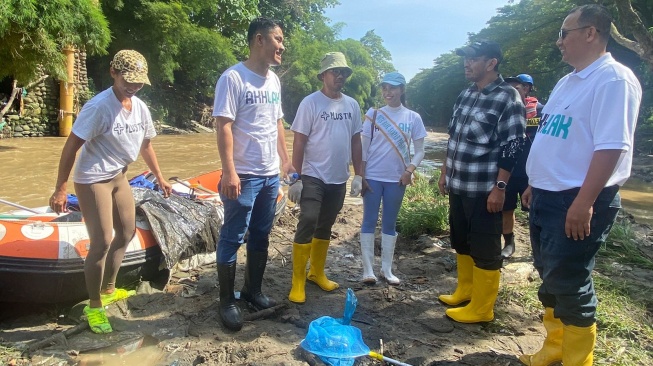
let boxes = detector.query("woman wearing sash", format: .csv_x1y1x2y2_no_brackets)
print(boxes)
359,72,427,285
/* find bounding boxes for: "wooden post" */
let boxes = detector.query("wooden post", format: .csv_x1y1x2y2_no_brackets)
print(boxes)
59,46,76,137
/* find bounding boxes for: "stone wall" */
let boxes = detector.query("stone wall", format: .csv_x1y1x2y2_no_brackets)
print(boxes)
1,50,89,138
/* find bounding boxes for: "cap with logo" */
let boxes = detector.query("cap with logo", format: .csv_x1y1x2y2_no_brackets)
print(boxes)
317,52,352,79
456,40,503,64
110,50,151,85
381,72,406,86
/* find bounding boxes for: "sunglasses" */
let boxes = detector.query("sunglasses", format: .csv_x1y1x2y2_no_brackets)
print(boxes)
558,25,596,39
328,68,352,78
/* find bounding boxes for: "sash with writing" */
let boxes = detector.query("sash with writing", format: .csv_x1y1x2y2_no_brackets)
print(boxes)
368,109,411,167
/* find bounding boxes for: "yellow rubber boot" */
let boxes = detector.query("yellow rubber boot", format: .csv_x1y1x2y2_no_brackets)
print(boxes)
446,266,500,323
307,238,339,291
438,254,474,306
519,307,563,366
562,323,596,366
288,243,311,304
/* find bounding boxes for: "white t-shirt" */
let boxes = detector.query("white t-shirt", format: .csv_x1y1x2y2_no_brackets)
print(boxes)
527,53,642,191
212,62,284,176
362,105,427,182
72,87,156,184
291,91,362,184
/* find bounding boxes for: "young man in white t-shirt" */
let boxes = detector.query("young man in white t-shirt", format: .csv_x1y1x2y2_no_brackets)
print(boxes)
520,5,642,366
212,17,294,331
286,52,364,304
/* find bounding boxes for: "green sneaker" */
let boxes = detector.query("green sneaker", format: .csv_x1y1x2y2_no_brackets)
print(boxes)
84,306,113,334
100,288,136,306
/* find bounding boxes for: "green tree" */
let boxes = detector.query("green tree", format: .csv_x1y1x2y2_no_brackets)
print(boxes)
0,0,110,119
408,0,653,132
360,30,394,76
0,0,110,82
276,23,336,122
93,0,246,127
611,0,653,68
258,0,339,35
337,38,379,111
407,53,467,126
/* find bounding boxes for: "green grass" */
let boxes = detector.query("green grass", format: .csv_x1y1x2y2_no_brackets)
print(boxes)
495,214,653,364
396,170,449,238
498,276,653,365
394,170,653,363
593,274,653,365
498,279,542,314
600,218,653,270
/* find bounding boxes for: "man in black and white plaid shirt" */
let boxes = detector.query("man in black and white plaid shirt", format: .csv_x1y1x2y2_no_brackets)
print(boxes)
437,40,526,324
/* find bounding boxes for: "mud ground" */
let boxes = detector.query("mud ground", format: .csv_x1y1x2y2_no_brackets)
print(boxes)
2,152,652,366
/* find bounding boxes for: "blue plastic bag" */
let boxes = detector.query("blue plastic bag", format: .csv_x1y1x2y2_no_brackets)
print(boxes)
300,289,367,366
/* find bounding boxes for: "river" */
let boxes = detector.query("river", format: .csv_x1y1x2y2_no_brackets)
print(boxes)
1,131,651,224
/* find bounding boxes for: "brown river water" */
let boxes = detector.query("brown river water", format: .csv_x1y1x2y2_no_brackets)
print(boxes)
1,131,651,224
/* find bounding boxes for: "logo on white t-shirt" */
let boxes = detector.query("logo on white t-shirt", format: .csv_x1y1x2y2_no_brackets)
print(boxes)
538,113,572,140
319,111,354,121
113,122,146,135
244,90,280,105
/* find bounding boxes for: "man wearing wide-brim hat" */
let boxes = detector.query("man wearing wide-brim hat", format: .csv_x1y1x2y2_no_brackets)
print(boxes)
287,51,365,304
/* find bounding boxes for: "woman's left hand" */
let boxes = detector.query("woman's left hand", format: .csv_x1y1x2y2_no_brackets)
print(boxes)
400,170,412,186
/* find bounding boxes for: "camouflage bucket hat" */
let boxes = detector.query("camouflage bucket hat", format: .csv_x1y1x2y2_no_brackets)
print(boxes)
110,50,151,85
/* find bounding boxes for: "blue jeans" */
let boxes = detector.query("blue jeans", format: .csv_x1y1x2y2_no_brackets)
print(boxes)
361,179,406,235
529,185,620,327
217,174,279,264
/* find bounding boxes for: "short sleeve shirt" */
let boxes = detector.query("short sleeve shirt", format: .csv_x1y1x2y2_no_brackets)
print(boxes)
212,62,284,176
362,105,427,182
72,87,156,184
527,53,642,190
291,91,362,184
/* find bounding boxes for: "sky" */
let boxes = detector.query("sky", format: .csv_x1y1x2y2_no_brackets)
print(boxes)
324,0,512,82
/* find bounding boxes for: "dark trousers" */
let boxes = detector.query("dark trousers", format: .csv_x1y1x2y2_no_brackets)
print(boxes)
448,192,503,270
529,186,620,327
293,175,346,244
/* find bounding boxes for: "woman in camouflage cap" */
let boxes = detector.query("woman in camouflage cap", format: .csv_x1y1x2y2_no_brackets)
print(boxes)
50,50,172,334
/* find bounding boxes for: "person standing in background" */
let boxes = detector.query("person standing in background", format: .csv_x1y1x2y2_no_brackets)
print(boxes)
213,17,294,331
359,71,427,285
287,52,364,304
500,73,544,258
50,50,172,334
520,5,642,366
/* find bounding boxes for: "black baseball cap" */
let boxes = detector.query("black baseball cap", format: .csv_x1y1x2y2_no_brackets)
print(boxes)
456,40,503,64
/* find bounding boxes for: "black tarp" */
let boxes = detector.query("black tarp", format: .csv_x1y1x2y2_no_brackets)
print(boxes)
132,188,222,269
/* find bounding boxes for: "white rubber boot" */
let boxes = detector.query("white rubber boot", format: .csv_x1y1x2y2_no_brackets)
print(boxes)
360,232,377,284
381,233,400,285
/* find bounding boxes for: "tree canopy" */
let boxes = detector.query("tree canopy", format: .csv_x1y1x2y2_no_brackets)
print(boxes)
81,0,388,126
0,0,110,82
408,0,652,150
4,0,650,153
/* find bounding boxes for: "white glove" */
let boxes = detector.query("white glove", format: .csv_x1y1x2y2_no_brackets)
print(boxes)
288,180,303,203
350,175,363,197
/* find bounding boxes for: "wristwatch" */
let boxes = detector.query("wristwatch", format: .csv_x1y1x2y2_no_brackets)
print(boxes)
496,181,507,190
